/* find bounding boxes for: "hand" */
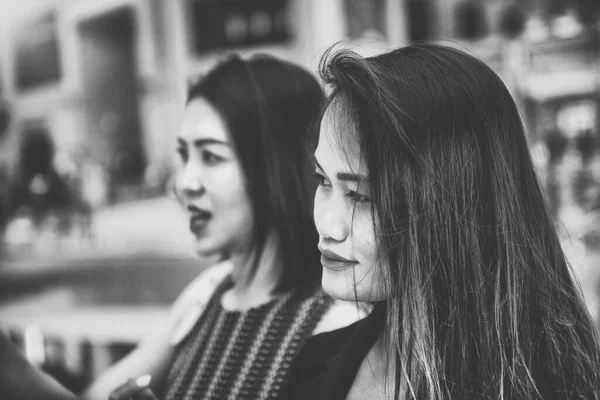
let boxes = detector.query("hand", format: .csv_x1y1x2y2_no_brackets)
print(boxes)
108,375,158,400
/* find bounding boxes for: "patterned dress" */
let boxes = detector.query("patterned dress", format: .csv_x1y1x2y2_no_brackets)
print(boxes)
161,276,332,400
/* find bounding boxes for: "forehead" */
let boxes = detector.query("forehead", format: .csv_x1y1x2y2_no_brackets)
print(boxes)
180,98,230,143
316,100,363,171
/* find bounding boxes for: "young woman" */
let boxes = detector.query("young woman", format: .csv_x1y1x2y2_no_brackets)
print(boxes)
307,43,600,399
81,54,363,400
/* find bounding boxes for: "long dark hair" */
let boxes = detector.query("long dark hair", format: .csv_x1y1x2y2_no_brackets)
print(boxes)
319,43,600,398
187,54,324,292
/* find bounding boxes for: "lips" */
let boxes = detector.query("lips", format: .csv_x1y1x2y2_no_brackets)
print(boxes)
188,205,212,234
319,248,357,272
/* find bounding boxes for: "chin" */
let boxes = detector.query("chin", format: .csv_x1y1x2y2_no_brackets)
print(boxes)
192,237,223,259
321,269,358,301
321,268,386,302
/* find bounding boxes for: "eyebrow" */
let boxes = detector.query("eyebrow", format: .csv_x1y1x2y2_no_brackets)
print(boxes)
314,158,368,183
177,137,230,147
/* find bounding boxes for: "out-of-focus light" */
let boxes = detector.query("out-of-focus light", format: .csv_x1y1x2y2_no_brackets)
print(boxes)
557,101,597,138
524,15,549,42
5,215,35,247
551,9,584,39
224,13,248,42
250,11,272,38
530,141,549,175
54,151,77,178
135,375,152,388
29,174,49,195
23,325,45,366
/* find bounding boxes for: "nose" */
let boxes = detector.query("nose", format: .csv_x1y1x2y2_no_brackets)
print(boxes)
314,193,350,242
177,162,205,198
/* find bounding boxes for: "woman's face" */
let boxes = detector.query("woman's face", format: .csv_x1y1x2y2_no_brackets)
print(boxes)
313,104,386,302
176,98,254,259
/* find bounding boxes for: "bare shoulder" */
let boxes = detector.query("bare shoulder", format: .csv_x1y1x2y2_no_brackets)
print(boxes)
312,299,372,336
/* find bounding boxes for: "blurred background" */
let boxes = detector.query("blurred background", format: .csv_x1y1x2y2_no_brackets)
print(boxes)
0,0,598,394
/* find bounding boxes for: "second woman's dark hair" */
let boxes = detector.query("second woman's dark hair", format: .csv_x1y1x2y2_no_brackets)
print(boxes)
188,54,324,292
319,43,600,399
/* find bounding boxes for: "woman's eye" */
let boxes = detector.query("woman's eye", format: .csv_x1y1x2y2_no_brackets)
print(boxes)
313,172,330,187
176,147,188,163
202,150,223,165
345,191,370,204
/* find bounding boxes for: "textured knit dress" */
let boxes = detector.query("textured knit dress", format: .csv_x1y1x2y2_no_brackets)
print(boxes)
161,276,333,400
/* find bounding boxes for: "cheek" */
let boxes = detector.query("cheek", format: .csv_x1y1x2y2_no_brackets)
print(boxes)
313,191,326,233
206,165,246,201
208,166,254,230
351,213,377,261
172,171,184,202
354,238,389,301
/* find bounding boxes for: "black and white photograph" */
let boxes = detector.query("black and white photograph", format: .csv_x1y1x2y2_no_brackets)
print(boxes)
0,0,599,399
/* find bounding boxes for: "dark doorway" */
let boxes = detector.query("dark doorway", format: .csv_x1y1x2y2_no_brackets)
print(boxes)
78,7,145,195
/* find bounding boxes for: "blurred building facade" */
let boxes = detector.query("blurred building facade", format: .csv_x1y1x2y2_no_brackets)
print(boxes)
0,0,408,204
0,0,597,296
0,0,596,204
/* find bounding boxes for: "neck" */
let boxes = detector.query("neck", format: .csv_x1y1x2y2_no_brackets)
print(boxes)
368,337,396,395
370,338,390,377
349,337,396,400
226,231,282,302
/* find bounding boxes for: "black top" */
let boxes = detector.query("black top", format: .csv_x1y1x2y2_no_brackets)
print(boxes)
284,309,380,400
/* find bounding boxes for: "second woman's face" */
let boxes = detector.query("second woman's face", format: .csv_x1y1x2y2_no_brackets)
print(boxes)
313,104,387,302
176,98,254,259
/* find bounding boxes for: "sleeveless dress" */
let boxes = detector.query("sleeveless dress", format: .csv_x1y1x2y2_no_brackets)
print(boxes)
161,276,333,400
